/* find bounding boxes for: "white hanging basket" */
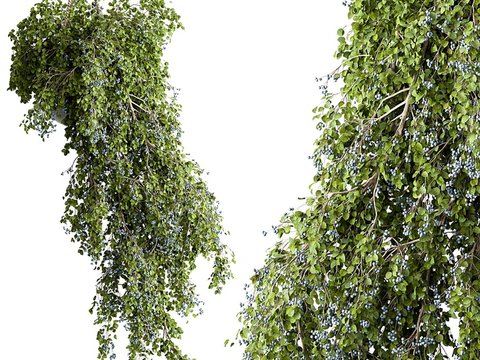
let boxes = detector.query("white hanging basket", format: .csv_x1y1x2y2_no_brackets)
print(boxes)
52,108,67,125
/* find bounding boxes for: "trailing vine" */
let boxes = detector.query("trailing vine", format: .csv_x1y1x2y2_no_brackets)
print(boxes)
8,1,234,359
239,1,480,359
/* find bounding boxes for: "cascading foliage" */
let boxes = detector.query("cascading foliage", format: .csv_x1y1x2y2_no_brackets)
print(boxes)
8,1,234,359
238,0,480,359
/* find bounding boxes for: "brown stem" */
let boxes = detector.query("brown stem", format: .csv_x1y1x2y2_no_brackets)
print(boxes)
297,322,306,353
62,0,77,28
395,92,413,136
395,39,430,136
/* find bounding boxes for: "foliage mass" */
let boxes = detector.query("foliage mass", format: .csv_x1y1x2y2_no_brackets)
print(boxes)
8,1,234,359
239,1,480,359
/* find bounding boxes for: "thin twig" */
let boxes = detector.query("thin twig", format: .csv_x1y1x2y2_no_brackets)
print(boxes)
297,322,306,353
395,92,413,136
370,174,380,230
373,87,410,119
62,0,77,28
376,100,407,123
395,39,430,136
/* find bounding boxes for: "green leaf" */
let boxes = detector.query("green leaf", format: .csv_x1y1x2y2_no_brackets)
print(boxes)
286,307,295,317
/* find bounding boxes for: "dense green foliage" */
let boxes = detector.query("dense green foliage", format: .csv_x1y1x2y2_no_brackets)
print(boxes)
239,0,480,359
8,1,233,359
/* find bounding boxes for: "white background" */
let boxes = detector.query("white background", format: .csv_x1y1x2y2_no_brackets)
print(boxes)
0,1,347,359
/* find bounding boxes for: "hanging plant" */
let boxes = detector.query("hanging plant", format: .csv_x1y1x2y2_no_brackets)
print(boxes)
8,1,234,359
239,0,480,359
